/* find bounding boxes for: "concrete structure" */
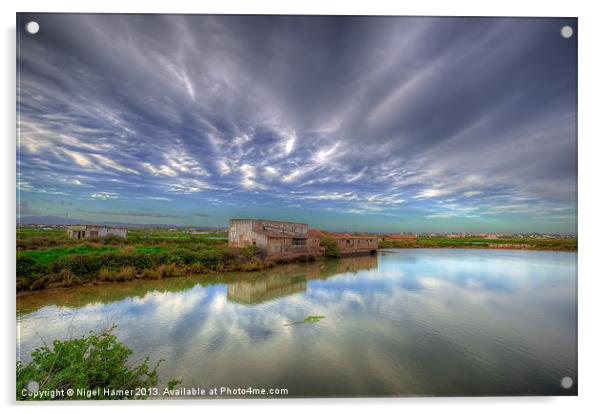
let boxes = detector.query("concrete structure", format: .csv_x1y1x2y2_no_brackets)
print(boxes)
228,219,320,259
66,225,127,239
309,229,379,256
383,233,417,242
331,234,379,255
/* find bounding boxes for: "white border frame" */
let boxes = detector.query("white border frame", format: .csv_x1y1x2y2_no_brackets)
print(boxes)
3,1,601,413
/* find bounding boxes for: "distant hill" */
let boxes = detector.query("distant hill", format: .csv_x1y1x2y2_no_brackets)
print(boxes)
18,215,99,225
17,215,224,230
17,215,173,228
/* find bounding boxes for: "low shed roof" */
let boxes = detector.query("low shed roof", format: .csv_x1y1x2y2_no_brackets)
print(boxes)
308,229,378,239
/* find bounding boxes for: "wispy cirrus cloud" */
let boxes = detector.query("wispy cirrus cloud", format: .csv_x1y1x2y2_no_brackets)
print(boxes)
16,14,577,232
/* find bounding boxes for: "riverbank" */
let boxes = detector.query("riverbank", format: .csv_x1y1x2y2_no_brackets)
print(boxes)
17,227,576,292
17,227,266,291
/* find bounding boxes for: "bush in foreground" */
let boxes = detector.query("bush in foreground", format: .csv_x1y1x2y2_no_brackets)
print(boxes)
17,325,162,400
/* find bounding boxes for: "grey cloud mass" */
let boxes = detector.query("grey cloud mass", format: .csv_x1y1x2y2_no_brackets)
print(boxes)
17,14,577,232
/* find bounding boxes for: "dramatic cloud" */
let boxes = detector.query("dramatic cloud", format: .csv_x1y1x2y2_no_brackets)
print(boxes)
80,210,184,219
16,14,577,232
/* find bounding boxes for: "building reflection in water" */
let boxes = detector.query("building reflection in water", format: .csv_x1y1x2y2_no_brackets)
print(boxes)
17,255,378,313
227,274,307,304
227,254,378,305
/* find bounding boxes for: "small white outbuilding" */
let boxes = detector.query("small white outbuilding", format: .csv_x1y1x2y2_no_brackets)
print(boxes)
66,225,127,239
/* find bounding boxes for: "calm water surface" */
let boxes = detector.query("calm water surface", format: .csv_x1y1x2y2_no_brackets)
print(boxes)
17,249,577,397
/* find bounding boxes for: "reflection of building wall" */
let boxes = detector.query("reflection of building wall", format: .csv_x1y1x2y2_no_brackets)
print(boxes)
227,273,307,304
335,254,378,274
226,254,378,304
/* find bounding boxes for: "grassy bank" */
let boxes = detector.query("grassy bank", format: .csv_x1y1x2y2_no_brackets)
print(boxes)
17,227,273,291
379,236,577,251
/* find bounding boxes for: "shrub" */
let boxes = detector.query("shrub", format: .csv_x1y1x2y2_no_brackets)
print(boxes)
29,275,50,290
16,325,162,400
17,255,47,290
378,240,415,249
59,268,76,287
98,268,115,281
55,254,103,280
189,263,204,274
115,266,137,281
141,264,181,280
17,241,270,290
195,249,225,269
100,234,126,245
98,252,167,271
237,256,265,271
164,264,182,278
170,248,198,265
121,245,136,254
320,236,341,258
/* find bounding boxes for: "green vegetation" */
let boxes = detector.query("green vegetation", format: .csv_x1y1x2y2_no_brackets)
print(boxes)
284,315,326,326
134,246,168,254
17,325,165,400
16,226,576,292
379,236,577,251
19,245,119,264
320,236,341,258
17,226,266,291
17,227,228,250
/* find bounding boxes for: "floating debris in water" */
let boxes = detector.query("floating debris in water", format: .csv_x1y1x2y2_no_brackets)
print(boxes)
284,315,326,326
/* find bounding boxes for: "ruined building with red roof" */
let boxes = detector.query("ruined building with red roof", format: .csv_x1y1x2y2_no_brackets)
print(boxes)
229,219,379,259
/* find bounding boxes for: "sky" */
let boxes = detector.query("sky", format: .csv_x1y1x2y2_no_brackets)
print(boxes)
17,14,577,233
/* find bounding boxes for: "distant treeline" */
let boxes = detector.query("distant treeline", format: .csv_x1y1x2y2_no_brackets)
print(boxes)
379,236,577,251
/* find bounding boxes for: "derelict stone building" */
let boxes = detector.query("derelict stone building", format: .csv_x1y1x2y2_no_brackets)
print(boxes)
228,219,320,259
309,229,379,255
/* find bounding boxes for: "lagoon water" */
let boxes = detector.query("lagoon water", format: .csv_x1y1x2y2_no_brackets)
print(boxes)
17,249,577,397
